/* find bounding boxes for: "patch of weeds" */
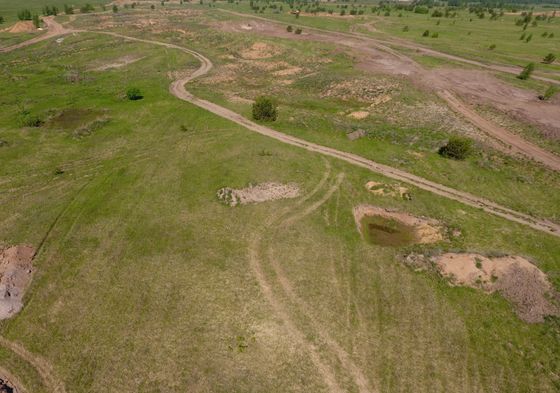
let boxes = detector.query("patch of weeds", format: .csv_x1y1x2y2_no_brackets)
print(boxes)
0,140,8,147
126,87,143,101
257,149,273,156
180,124,190,132
475,257,483,269
18,111,43,128
227,335,255,353
73,117,110,139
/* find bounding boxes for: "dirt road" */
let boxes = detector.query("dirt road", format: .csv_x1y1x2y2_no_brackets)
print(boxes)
219,9,560,85
4,18,560,237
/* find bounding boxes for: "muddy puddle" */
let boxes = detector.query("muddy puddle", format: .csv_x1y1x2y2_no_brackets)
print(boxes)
360,215,417,246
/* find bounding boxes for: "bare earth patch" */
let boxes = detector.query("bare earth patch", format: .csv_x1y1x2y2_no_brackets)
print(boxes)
348,111,369,120
240,42,281,60
90,55,144,71
433,253,560,323
353,205,444,245
365,181,411,200
0,245,35,320
217,183,300,206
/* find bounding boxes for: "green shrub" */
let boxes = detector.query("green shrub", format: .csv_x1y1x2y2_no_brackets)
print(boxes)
542,53,556,64
294,28,302,34
286,25,293,32
252,96,277,121
32,14,40,28
64,5,74,14
20,114,43,128
422,29,430,37
438,137,473,160
126,87,143,101
17,9,32,20
112,5,118,13
539,86,558,101
488,44,496,50
517,62,535,80
0,16,4,24
402,25,409,32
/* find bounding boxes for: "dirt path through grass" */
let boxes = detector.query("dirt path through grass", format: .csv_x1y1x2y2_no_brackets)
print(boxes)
5,19,560,239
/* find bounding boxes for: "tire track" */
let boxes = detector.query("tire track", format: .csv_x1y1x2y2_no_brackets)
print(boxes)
267,173,377,393
0,337,66,393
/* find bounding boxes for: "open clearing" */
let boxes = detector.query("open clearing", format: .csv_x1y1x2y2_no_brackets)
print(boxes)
1,1,560,392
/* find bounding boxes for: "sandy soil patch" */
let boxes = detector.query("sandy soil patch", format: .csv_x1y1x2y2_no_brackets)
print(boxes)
321,79,397,103
365,181,411,200
217,183,300,206
347,129,367,141
91,55,144,71
5,21,36,33
348,111,369,120
433,253,560,323
241,42,281,60
0,245,35,320
353,205,444,245
272,66,302,76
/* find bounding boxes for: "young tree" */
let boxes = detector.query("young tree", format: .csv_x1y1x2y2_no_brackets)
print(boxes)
438,137,473,160
517,62,535,80
542,53,556,64
17,9,32,20
252,96,277,121
32,14,40,28
539,85,558,101
113,5,118,13
126,87,143,100
64,5,74,15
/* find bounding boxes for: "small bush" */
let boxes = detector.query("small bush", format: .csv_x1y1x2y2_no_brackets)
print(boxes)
517,62,535,80
64,5,74,14
402,25,409,32
438,137,473,160
542,53,556,64
17,9,32,20
126,87,143,100
539,86,558,101
252,96,277,121
431,32,439,38
32,14,40,28
112,5,118,13
422,29,430,37
0,16,4,24
294,28,302,34
488,44,496,50
286,25,292,32
20,114,44,128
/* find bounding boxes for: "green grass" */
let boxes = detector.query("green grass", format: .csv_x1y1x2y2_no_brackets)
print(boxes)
1,7,560,393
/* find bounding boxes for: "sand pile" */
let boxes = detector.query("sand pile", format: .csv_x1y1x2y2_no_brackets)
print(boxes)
6,21,35,33
217,183,300,206
0,245,35,319
433,253,560,323
365,181,411,200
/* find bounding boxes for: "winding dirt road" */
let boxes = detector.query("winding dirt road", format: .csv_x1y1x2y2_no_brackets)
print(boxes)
217,10,560,171
0,17,71,53
3,18,560,239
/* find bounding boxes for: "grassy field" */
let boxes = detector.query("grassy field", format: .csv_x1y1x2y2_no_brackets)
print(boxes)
214,1,560,76
1,3,560,393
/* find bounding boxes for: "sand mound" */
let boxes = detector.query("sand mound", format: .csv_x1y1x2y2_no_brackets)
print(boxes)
348,111,369,120
6,21,36,33
0,245,35,319
433,253,560,323
353,205,444,245
240,42,280,60
217,182,300,206
365,181,411,200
